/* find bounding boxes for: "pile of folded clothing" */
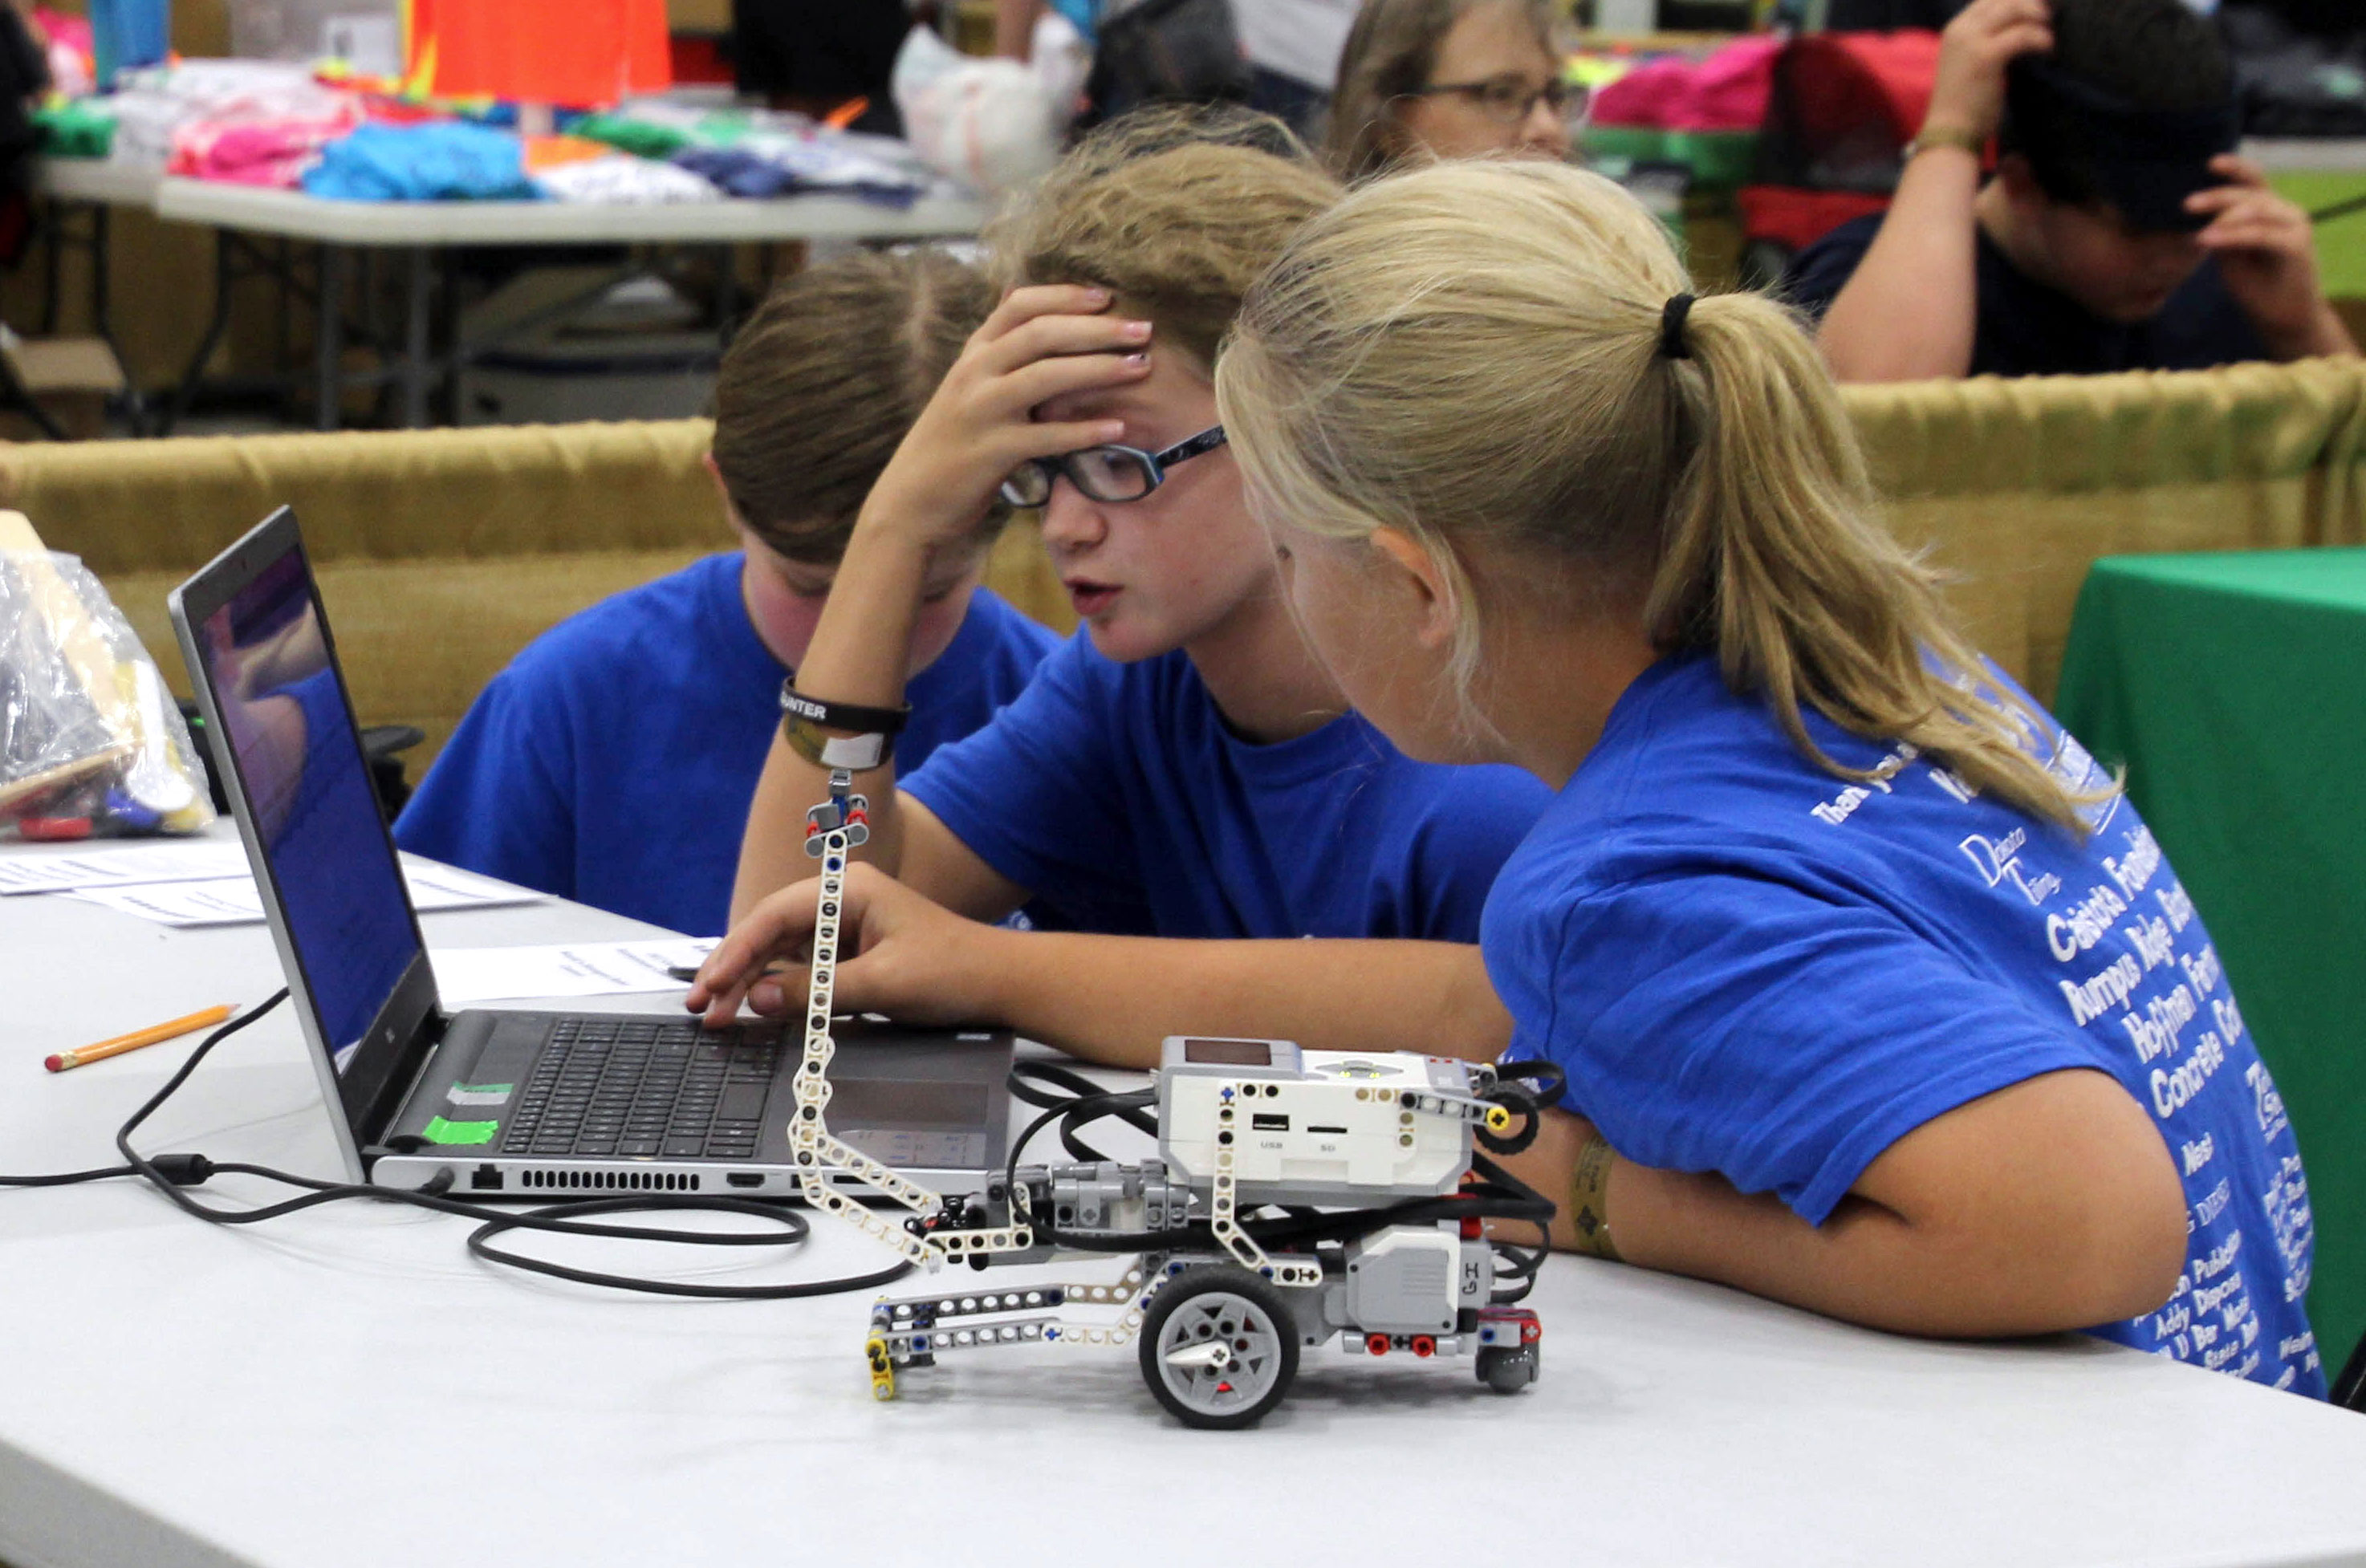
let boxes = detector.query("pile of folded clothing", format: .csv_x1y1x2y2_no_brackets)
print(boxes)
525,135,722,205
573,104,936,206
37,73,953,207
300,120,538,201
169,105,364,188
106,59,361,172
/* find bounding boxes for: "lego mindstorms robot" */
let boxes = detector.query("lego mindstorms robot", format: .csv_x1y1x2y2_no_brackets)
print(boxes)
789,771,1561,1429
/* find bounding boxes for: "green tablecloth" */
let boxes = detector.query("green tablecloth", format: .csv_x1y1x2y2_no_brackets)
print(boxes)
2055,549,2366,1381
2266,169,2366,300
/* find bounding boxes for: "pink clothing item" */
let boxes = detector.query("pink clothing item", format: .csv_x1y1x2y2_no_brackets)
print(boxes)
1589,35,1779,132
169,108,364,188
1684,35,1779,129
30,8,92,54
1589,56,1689,128
32,7,94,96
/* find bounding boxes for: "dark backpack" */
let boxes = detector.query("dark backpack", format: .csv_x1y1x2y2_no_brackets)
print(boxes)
0,6,50,265
1079,0,1250,128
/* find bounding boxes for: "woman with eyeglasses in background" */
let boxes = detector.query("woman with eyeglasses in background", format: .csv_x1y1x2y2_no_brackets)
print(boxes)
693,109,1551,1070
1324,0,1578,181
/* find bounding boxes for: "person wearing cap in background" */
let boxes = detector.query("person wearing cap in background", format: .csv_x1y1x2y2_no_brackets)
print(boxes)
1786,0,2357,380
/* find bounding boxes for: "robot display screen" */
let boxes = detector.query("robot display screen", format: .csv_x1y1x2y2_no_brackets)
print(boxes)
1181,1038,1274,1067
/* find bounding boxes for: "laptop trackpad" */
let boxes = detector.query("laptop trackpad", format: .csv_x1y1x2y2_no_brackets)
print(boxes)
830,1075,989,1168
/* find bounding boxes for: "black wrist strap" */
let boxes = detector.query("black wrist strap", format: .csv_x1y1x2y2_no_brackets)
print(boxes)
779,682,911,737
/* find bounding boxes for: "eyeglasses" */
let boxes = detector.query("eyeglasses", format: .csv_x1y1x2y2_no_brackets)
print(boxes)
999,424,1229,508
1407,73,1586,128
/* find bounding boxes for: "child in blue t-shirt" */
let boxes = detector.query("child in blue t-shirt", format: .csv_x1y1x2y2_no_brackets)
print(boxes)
394,252,1059,938
1207,156,2322,1395
689,112,1550,1066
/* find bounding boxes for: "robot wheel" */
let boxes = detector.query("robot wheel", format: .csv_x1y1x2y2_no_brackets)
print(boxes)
1138,1266,1300,1430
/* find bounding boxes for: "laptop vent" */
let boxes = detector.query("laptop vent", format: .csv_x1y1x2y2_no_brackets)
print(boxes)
519,1169,704,1192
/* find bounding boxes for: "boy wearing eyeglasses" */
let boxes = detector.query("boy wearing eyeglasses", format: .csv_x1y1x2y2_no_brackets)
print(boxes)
693,112,1551,1070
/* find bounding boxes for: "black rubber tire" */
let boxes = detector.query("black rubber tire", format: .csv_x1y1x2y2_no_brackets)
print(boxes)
1138,1266,1300,1430
1477,1345,1536,1395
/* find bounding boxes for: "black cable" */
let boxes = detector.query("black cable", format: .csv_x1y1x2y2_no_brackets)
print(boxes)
113,990,353,1226
65,989,914,1301
1469,1150,1555,1304
1480,1062,1567,1301
1,1163,139,1187
1008,1058,1156,1131
2310,190,2366,227
1004,1058,1104,1109
1006,1059,1160,1162
468,1196,911,1300
1057,1083,1157,1162
3,1008,306,1192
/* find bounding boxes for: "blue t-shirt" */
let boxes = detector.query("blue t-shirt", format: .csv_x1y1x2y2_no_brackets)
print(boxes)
1482,652,2322,1395
393,554,1059,937
1783,212,2270,377
901,632,1551,940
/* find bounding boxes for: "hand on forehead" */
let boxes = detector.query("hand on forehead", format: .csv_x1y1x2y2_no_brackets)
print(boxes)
1035,353,1214,442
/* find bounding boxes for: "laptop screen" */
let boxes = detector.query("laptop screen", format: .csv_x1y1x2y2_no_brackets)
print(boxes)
188,540,421,1093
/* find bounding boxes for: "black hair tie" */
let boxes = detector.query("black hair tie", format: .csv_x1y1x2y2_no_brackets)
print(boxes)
1659,293,1696,360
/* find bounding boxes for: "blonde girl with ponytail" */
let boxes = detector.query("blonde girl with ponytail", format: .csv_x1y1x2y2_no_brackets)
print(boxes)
1216,158,2323,1391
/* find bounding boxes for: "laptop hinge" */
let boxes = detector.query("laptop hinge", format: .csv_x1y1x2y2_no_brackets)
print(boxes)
362,1009,452,1164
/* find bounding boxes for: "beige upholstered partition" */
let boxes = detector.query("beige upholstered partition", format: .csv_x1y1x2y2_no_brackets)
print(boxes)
1844,358,2366,701
0,421,1071,767
4,358,2362,766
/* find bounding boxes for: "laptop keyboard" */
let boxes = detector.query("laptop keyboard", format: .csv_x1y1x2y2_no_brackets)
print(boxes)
499,1018,785,1161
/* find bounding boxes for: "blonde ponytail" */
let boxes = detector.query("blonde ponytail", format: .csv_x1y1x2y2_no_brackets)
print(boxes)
1218,160,2100,833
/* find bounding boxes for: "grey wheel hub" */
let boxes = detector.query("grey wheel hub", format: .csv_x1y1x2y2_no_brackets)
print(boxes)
1154,1290,1286,1417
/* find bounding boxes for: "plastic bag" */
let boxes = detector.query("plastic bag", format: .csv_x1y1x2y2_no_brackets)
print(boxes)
0,548,214,840
892,12,1088,196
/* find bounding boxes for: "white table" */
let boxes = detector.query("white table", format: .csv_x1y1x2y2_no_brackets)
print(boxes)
33,158,990,432
149,177,990,247
5,831,2366,1568
38,160,167,207
2244,138,2366,176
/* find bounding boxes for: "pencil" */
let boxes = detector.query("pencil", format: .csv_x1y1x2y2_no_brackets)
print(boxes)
43,1004,237,1073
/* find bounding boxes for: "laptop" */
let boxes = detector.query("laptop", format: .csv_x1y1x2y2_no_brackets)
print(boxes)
169,507,1013,1199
